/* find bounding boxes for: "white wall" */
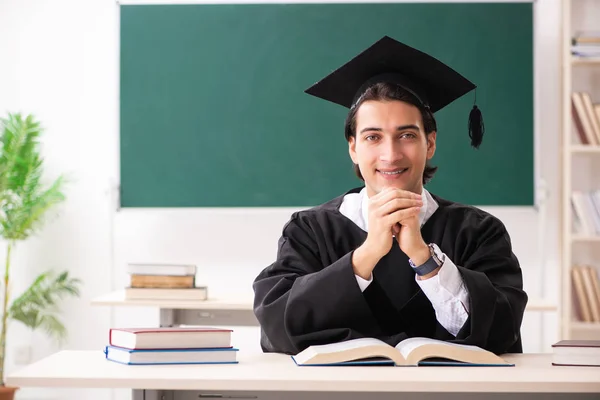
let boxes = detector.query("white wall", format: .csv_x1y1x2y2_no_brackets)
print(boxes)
0,1,562,400
0,1,118,399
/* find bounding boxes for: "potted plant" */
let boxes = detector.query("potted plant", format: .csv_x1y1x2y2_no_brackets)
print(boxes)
0,113,81,400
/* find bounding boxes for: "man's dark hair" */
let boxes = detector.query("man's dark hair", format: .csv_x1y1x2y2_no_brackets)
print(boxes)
344,82,438,185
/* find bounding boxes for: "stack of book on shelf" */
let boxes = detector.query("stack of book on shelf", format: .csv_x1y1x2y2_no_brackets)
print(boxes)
571,265,600,323
104,327,238,365
571,92,600,146
571,190,600,236
552,340,600,367
125,263,208,300
571,31,600,58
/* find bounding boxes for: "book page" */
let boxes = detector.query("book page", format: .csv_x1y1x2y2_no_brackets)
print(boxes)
310,337,389,354
293,338,392,365
396,337,484,360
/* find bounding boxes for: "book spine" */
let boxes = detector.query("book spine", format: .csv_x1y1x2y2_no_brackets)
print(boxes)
130,274,195,289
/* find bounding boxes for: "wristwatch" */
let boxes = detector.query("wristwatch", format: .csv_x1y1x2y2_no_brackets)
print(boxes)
409,243,444,276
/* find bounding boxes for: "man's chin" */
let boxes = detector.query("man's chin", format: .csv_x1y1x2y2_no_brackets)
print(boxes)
378,181,408,191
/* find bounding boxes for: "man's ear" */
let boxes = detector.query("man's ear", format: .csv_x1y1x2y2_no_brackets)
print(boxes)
348,136,358,164
426,131,437,160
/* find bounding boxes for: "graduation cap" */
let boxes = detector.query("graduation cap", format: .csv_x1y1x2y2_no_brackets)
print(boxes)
304,36,484,148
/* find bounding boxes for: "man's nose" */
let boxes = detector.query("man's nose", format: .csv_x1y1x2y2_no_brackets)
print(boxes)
379,139,403,162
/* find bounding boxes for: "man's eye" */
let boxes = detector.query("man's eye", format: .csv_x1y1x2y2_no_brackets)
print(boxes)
401,133,417,139
366,135,379,141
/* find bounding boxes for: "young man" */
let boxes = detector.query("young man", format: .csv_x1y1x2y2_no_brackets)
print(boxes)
252,36,528,355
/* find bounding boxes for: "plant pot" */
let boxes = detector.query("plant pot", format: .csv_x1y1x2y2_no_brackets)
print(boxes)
0,386,18,400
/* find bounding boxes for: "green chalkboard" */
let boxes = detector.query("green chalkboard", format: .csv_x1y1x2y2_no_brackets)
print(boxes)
120,3,533,207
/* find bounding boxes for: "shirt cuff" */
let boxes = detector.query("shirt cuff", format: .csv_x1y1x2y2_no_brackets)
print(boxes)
355,273,373,292
438,256,470,312
417,256,469,310
415,254,470,336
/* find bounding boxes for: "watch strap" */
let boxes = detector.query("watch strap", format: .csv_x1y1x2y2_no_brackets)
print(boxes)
411,256,441,276
409,243,444,276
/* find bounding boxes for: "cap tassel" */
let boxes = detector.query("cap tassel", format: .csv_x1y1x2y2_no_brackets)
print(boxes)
468,91,484,149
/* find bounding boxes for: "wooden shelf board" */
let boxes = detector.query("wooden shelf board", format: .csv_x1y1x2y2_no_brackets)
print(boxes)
526,298,557,311
570,322,600,331
571,145,600,154
572,235,600,242
571,56,600,65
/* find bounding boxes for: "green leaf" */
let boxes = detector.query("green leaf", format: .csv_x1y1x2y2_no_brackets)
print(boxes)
38,314,67,343
0,113,66,241
8,270,81,342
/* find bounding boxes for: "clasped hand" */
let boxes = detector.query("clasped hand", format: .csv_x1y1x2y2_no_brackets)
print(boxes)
364,187,427,260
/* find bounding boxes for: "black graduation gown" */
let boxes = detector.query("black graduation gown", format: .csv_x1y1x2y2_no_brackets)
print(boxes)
252,187,528,355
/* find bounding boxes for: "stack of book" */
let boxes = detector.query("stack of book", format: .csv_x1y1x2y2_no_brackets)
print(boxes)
571,31,600,58
124,263,208,301
104,326,238,365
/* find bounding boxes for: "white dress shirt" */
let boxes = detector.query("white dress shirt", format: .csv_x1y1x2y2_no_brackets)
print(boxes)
339,187,470,336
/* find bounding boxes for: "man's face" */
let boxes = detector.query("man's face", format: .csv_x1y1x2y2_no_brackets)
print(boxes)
348,100,436,197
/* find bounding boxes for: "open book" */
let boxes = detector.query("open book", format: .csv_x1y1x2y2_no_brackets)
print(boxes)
292,337,513,367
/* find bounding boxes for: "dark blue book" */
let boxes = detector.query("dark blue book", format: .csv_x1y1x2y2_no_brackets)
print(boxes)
104,345,239,365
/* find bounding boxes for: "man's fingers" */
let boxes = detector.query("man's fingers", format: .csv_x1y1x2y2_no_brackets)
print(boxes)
370,187,421,208
384,206,421,227
369,187,394,203
377,197,422,216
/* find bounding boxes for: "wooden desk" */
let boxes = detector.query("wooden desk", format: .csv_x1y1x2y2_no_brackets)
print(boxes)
91,290,258,326
92,290,555,328
6,351,599,397
91,291,254,311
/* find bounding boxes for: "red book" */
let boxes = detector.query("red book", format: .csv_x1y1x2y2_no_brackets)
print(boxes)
109,327,233,350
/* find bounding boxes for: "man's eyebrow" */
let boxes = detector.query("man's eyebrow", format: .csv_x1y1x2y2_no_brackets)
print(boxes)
359,124,420,134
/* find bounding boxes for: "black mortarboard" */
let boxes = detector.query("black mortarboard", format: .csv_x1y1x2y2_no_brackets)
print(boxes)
305,36,484,148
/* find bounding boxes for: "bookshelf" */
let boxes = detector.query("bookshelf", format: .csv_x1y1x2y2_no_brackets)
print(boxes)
561,0,600,340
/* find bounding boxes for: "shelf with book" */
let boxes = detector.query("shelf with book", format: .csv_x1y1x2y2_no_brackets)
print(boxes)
560,0,600,341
